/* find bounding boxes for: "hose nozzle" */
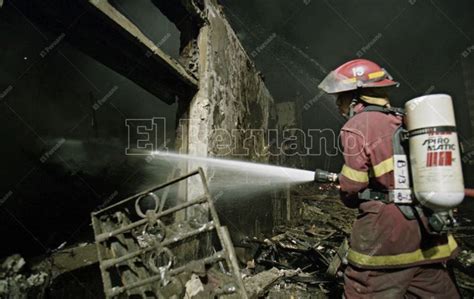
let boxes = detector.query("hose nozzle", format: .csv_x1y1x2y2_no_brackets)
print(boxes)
314,169,339,183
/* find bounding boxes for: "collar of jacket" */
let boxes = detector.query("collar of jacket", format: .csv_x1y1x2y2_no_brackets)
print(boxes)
359,95,390,106
351,102,366,115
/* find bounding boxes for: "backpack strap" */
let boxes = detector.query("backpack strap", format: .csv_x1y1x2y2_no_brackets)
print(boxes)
362,105,405,116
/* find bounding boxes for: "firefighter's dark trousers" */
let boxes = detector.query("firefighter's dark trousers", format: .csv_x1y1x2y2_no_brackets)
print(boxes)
344,264,460,298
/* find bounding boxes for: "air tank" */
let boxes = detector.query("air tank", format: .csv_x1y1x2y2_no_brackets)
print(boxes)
405,94,464,210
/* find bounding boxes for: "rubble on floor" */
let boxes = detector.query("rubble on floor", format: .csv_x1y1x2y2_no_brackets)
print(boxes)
0,254,49,298
238,184,355,298
1,183,473,298
243,267,300,298
452,213,474,297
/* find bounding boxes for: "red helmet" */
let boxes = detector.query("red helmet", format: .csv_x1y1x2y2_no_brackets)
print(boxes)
318,59,399,94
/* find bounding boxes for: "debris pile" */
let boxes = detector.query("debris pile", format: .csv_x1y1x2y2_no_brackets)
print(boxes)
452,213,474,296
237,184,355,298
2,181,474,298
0,254,49,298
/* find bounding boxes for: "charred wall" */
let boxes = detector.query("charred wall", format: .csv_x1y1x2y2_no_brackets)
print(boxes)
175,0,279,242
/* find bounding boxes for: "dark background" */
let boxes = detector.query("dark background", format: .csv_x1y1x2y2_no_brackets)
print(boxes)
222,0,474,172
0,0,473,258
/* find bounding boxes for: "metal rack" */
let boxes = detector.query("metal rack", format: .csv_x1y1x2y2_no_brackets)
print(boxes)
91,168,248,298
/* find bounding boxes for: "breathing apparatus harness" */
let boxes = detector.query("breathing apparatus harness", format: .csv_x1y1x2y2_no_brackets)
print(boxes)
349,98,457,234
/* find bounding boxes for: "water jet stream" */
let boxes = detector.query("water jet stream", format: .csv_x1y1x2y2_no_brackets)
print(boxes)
151,151,314,184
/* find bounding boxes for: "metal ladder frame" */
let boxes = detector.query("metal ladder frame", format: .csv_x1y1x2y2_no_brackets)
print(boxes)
91,168,248,298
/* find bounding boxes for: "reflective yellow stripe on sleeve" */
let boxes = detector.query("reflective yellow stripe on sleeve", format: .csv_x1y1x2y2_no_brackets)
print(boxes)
372,157,394,177
347,234,458,267
341,164,369,183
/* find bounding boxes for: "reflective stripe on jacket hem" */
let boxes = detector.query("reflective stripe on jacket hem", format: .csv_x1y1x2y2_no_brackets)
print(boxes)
347,234,458,267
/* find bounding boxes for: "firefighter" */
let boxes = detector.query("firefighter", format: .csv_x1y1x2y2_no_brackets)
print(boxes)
318,59,460,298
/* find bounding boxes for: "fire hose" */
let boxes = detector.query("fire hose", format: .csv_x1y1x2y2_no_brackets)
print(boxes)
314,169,474,199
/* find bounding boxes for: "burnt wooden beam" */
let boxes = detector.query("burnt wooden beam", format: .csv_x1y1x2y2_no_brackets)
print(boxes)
12,0,198,104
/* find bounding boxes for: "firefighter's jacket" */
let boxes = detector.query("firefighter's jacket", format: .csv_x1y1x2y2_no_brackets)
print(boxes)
339,103,459,269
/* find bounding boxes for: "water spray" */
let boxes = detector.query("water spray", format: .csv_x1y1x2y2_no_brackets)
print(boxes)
151,151,316,184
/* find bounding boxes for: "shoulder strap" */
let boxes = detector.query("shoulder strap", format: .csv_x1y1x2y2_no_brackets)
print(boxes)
363,105,405,116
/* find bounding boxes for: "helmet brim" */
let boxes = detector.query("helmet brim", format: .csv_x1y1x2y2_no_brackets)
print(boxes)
318,71,359,94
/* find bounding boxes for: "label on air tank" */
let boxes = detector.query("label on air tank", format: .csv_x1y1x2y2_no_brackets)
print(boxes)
422,131,456,167
409,129,463,191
